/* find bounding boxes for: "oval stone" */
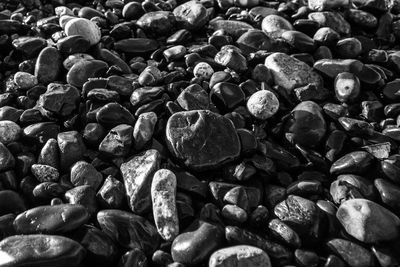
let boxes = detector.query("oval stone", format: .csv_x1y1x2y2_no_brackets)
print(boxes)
64,17,101,45
209,245,271,267
13,204,90,234
166,110,241,171
0,120,21,144
34,47,62,84
66,59,108,88
337,199,400,243
0,235,85,267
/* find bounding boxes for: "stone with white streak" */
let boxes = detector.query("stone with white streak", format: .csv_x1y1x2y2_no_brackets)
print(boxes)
151,169,179,241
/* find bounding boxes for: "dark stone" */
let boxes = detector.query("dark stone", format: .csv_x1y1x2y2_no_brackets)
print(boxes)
166,110,241,171
97,209,160,254
13,204,89,234
171,220,224,265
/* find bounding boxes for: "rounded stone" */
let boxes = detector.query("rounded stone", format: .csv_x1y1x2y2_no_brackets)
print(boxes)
64,18,101,45
193,62,214,79
0,235,85,267
261,14,294,37
66,59,108,88
13,71,37,90
0,120,21,144
209,245,271,267
247,90,279,120
337,198,400,243
166,110,241,171
285,101,326,147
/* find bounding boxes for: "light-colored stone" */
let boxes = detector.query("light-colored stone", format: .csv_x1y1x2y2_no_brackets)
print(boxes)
64,18,101,45
308,0,350,11
265,53,322,92
151,169,179,241
247,90,279,120
261,14,293,37
209,245,271,267
337,198,400,243
0,120,21,144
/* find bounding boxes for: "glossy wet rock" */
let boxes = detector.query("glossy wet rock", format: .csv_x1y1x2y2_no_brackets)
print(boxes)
99,124,133,157
120,149,161,214
37,83,80,117
209,245,271,267
66,59,108,88
327,238,375,267
0,142,15,172
166,110,240,171
0,234,85,267
274,195,320,238
330,151,375,175
57,131,86,170
285,101,326,147
97,209,160,254
13,204,89,234
171,220,224,265
337,198,400,243
34,47,61,84
173,1,208,30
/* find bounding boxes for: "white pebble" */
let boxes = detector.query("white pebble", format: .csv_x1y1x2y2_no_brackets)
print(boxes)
14,71,38,90
151,169,179,241
64,18,101,45
193,62,214,79
247,90,280,120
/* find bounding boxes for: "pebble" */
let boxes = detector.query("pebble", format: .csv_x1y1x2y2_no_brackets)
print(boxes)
37,83,80,117
66,59,108,88
327,238,375,267
265,53,322,93
246,90,279,120
308,0,349,11
57,131,86,171
64,17,101,45
13,71,38,90
0,235,85,267
120,149,161,214
166,110,241,170
99,124,133,157
97,209,160,253
151,169,179,241
209,245,271,267
31,164,59,183
261,14,294,37
13,204,90,234
34,47,62,84
274,195,320,238
133,112,157,150
70,161,103,191
337,198,400,243
193,62,214,79
0,120,21,144
0,142,15,172
173,1,208,30
171,220,224,265
285,101,326,147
